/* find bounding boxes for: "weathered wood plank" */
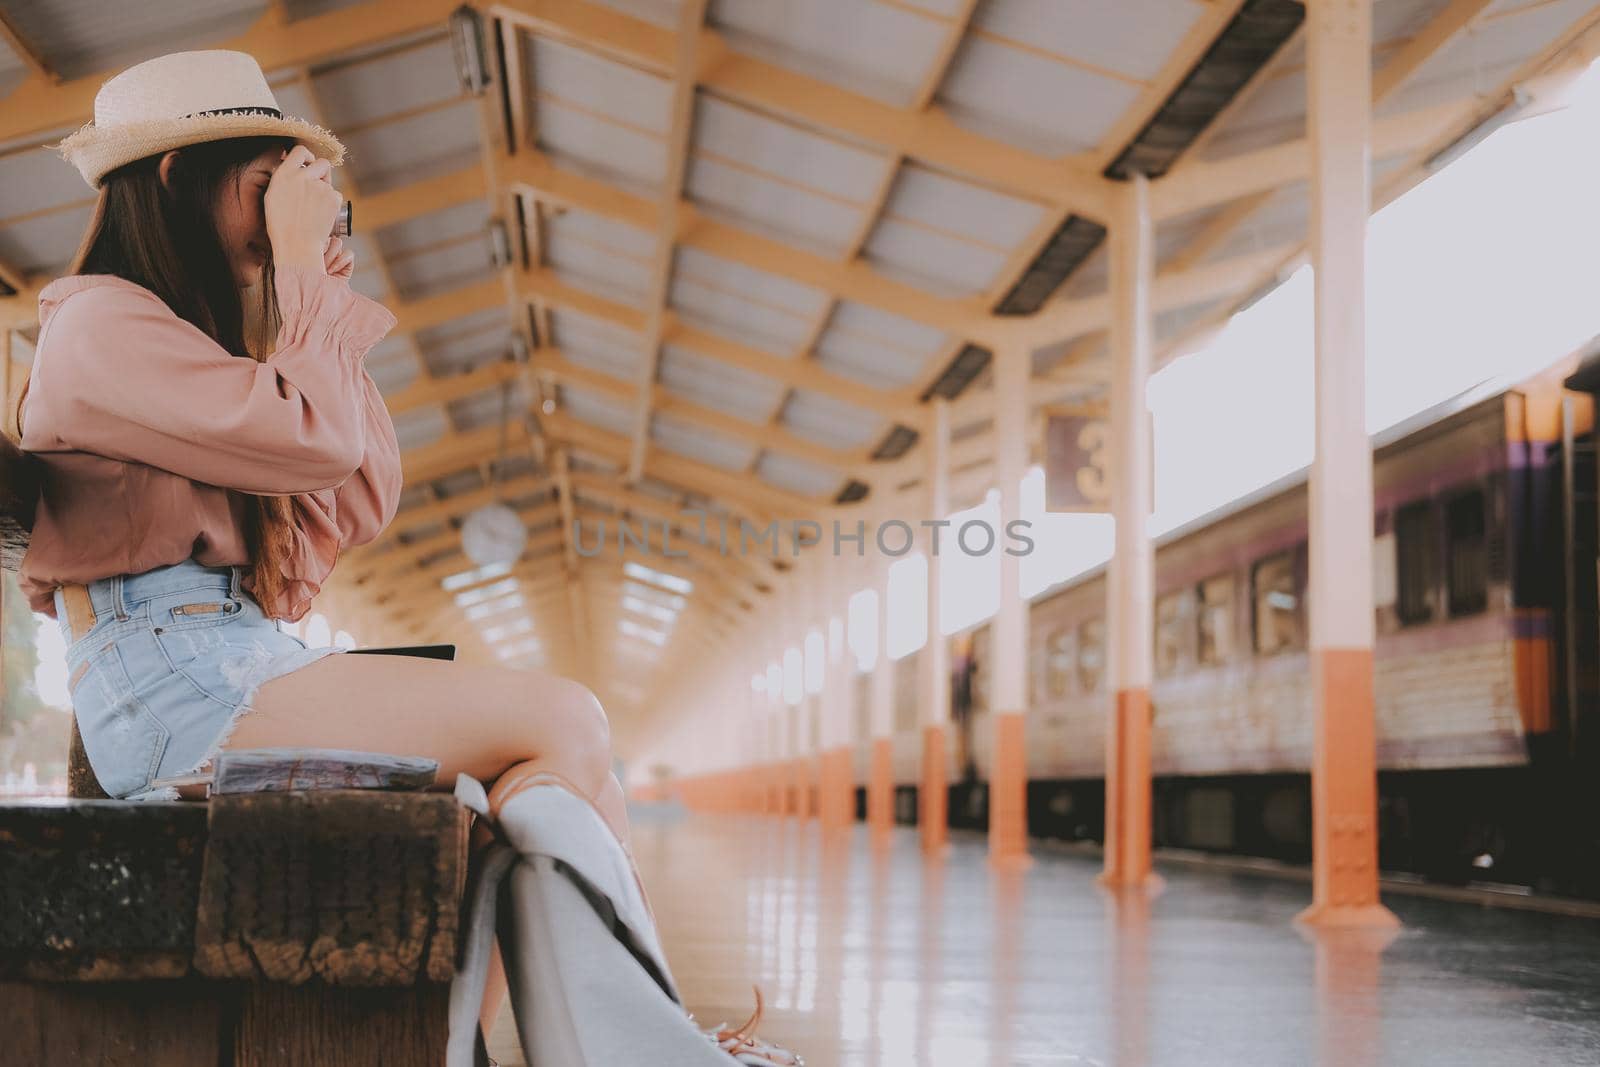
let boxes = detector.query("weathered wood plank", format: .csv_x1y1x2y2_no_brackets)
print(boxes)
193,791,468,985
233,982,453,1066
3,979,223,1066
0,801,207,980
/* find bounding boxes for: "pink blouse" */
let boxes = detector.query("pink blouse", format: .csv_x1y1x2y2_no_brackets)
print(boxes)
17,265,402,622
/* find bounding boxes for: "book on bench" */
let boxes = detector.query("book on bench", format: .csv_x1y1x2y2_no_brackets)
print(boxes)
153,749,440,795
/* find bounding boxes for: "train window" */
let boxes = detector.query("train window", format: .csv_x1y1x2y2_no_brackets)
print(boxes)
1078,618,1106,693
1252,551,1303,654
1198,574,1234,665
1446,490,1489,616
1154,590,1194,677
1394,501,1436,625
1044,628,1074,698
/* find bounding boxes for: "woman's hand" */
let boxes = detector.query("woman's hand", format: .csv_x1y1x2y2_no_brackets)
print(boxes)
323,236,355,279
265,145,342,274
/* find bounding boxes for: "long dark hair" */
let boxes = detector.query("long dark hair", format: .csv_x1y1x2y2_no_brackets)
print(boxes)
23,135,299,615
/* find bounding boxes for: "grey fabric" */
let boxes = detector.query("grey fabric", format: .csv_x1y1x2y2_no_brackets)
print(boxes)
448,774,734,1067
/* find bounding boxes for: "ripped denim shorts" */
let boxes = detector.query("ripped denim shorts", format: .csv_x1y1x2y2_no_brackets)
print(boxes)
56,558,347,801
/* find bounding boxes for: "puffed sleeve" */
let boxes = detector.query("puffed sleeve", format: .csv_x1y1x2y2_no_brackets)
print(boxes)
26,265,397,494
297,372,404,548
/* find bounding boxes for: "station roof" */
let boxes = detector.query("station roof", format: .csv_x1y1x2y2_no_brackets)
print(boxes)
1,0,1597,730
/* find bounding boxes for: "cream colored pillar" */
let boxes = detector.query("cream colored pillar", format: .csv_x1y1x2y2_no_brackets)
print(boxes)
989,344,1033,867
1103,172,1156,890
1301,0,1396,929
918,397,951,855
867,550,896,839
820,546,856,829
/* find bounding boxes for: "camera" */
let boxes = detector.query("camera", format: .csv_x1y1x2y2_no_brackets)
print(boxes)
332,199,352,237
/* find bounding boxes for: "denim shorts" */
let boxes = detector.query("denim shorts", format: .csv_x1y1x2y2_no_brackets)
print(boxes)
56,558,347,800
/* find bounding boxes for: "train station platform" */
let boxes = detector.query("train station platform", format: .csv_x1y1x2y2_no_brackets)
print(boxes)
485,805,1600,1067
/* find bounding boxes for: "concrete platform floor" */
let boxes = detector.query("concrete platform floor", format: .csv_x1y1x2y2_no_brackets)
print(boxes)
489,805,1600,1066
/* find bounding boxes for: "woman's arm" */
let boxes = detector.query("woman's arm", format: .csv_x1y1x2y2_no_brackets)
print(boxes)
30,265,396,494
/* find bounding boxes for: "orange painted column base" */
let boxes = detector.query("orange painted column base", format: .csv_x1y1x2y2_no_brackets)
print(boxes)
988,712,1032,867
1297,648,1399,928
786,759,804,817
867,737,894,838
766,763,784,816
806,755,821,820
920,723,949,855
1101,687,1153,889
818,746,855,830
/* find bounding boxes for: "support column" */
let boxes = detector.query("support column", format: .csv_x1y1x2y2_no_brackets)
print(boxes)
989,345,1033,868
919,398,951,856
785,594,806,818
1301,0,1397,929
766,654,784,816
868,554,896,840
1102,173,1155,890
824,549,858,829
801,560,823,821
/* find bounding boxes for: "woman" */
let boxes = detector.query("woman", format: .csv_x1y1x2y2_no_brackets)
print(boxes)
20,49,796,1065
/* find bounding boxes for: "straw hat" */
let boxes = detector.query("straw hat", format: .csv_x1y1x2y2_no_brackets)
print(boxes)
56,50,345,189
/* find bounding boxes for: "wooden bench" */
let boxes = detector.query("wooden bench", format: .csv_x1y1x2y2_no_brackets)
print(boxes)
0,790,469,1066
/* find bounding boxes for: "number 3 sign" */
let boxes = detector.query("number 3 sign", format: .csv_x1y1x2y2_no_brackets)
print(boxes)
1043,403,1153,514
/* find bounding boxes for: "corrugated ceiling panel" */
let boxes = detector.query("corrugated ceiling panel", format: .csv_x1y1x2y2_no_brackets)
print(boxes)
1379,0,1599,117
755,449,842,498
880,164,1047,249
415,308,511,376
562,385,635,435
708,0,947,108
448,379,532,433
693,96,890,203
391,405,450,452
938,36,1141,157
0,36,27,100
365,337,423,397
340,99,480,194
550,309,645,378
544,209,655,306
0,145,85,220
531,36,672,132
670,247,826,356
2,0,264,82
686,156,862,258
779,389,884,449
658,345,785,421
0,202,92,276
651,412,756,471
863,218,1006,297
377,199,490,259
312,35,457,130
824,300,948,360
535,99,666,192
975,0,1208,82
387,235,495,301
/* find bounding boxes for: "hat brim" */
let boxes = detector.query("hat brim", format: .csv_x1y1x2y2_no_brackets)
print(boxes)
56,112,346,189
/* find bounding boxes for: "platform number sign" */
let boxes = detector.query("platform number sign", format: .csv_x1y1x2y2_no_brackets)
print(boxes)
1044,403,1151,514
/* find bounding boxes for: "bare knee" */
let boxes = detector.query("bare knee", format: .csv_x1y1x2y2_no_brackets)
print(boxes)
523,677,612,795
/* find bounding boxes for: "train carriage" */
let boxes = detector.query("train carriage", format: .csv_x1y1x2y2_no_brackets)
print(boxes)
857,351,1600,895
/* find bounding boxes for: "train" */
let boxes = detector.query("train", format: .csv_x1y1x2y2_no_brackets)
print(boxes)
850,349,1600,899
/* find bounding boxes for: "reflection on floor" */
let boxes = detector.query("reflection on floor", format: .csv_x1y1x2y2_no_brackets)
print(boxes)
488,803,1600,1066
